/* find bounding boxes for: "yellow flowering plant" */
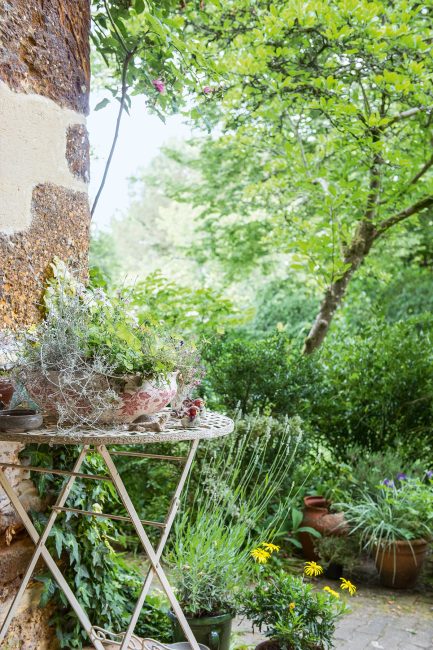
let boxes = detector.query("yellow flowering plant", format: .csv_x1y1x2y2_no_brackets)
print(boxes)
239,559,356,650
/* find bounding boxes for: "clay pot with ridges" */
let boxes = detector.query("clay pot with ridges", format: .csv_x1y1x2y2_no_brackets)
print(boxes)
374,539,429,589
299,496,348,560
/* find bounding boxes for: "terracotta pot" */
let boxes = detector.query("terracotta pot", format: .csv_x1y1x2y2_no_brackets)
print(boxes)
374,539,429,589
299,496,348,560
169,611,233,650
0,378,14,409
26,371,178,424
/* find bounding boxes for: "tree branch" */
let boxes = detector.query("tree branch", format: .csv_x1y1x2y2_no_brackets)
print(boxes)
387,106,432,127
407,153,433,188
375,195,433,237
91,49,135,218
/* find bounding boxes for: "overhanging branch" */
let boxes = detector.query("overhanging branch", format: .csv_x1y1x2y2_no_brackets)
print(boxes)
387,106,432,127
375,195,433,237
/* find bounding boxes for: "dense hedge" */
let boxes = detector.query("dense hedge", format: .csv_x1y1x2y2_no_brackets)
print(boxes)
202,314,433,456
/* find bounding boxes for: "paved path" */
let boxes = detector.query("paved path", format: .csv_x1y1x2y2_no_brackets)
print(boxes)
233,581,433,650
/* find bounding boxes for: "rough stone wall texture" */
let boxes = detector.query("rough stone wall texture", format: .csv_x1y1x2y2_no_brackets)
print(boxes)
0,0,90,113
0,183,90,326
0,1,91,646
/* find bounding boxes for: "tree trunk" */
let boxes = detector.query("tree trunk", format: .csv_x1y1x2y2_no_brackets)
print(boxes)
303,220,377,355
0,1,90,646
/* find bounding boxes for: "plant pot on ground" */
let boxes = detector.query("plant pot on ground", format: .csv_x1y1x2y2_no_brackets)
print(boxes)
338,474,433,589
374,539,429,589
300,496,348,561
168,611,232,650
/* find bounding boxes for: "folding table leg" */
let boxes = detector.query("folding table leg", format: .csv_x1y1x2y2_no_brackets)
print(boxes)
0,448,106,650
98,445,201,650
119,439,200,650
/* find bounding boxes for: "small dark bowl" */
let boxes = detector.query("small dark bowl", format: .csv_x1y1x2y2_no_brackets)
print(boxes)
0,409,43,433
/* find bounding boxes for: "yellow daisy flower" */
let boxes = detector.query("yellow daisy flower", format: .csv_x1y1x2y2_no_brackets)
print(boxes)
262,542,281,553
289,602,296,610
304,561,324,577
323,586,340,598
340,577,356,596
251,547,271,564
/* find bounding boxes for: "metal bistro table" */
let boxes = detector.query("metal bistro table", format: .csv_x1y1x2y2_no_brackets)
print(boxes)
0,410,234,650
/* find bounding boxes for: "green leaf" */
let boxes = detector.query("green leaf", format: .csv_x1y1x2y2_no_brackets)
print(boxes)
94,98,110,111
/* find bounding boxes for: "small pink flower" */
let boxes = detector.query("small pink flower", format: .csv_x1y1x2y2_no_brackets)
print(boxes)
203,86,213,94
152,79,165,94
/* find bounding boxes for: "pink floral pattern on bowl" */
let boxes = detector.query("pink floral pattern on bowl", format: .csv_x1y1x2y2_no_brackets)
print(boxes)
116,374,178,422
27,372,178,425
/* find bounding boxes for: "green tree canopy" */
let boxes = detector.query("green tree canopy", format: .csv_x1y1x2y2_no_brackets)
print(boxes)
163,0,433,351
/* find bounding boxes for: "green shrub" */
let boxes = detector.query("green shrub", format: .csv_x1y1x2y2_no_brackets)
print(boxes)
202,332,319,415
313,315,433,453
203,314,433,456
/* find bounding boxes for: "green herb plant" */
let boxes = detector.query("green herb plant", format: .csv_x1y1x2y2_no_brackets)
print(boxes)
168,415,304,618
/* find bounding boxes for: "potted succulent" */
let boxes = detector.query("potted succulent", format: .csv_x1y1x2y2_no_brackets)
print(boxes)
338,474,433,588
239,561,354,650
15,260,201,427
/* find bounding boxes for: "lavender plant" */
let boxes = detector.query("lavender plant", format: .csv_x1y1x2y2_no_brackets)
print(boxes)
169,414,305,617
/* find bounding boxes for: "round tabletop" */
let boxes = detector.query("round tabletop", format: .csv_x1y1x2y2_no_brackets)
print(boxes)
0,410,234,445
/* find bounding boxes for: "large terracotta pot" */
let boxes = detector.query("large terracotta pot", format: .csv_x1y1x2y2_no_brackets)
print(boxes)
0,379,14,409
300,496,347,560
169,611,233,650
26,371,178,424
374,539,429,589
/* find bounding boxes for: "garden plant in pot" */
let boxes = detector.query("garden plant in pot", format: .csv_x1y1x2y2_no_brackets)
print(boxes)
15,260,200,427
338,473,433,588
168,415,305,650
240,559,355,650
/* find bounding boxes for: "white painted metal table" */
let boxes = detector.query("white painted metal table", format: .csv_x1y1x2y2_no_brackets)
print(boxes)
0,411,234,650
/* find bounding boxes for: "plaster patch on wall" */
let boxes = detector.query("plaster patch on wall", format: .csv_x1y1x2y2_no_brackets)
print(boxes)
0,80,88,234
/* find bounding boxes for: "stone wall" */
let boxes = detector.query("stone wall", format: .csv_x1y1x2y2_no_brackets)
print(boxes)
0,1,91,646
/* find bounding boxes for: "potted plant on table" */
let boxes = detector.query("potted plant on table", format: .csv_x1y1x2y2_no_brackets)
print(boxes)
15,260,201,427
239,560,354,650
338,474,433,588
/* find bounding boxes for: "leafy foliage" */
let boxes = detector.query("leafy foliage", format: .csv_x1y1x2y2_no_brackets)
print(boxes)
202,332,318,414
91,0,214,120
22,445,171,648
240,569,348,650
160,0,433,346
337,476,433,550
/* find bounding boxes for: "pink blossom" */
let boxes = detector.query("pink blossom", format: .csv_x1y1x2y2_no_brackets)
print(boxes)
203,86,213,94
152,79,165,94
